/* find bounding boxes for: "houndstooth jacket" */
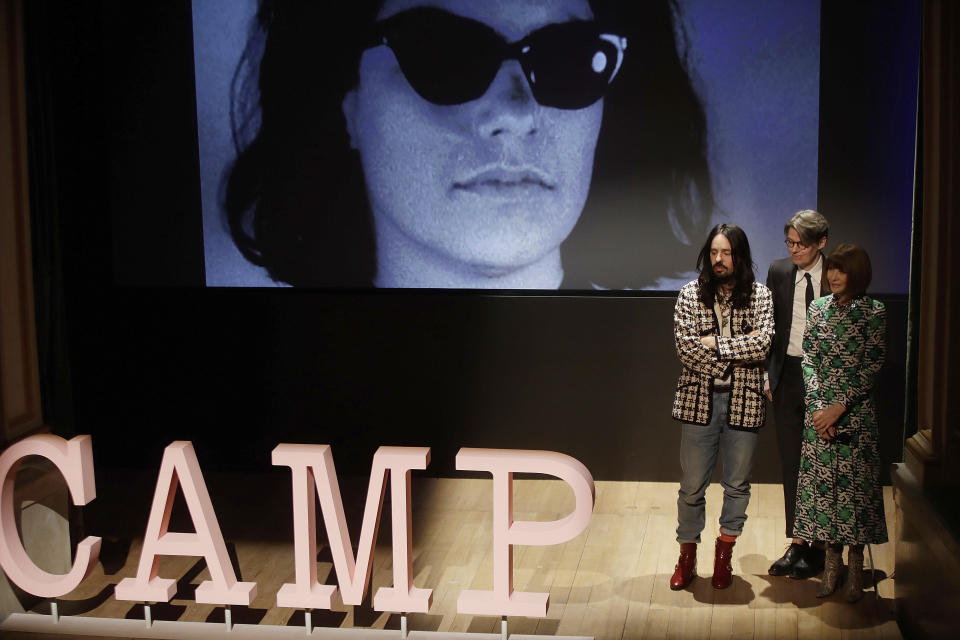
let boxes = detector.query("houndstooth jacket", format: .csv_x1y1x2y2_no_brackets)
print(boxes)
672,280,774,428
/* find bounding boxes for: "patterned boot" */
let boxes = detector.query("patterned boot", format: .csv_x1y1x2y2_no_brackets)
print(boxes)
816,545,843,597
844,546,865,603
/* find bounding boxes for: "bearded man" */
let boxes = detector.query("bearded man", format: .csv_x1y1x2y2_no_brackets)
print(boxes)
668,223,774,590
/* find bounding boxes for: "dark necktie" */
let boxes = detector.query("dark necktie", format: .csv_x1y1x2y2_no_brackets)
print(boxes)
804,272,814,309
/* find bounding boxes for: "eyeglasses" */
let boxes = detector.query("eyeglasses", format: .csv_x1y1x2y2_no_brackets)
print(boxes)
368,8,628,110
784,239,809,250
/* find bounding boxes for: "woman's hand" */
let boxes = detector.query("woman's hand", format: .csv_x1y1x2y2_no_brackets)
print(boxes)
813,416,836,440
812,403,846,440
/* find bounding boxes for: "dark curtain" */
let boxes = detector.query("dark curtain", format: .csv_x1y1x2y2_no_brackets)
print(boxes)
22,0,91,438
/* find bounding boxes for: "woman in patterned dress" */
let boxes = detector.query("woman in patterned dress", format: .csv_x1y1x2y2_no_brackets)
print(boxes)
792,243,887,602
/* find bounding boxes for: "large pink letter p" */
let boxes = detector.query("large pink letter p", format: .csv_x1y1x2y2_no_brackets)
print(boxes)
455,448,595,618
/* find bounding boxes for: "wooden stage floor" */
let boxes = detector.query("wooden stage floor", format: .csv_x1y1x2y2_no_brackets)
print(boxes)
4,472,901,639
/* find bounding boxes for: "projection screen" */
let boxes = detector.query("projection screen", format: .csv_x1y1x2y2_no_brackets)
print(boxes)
194,0,824,291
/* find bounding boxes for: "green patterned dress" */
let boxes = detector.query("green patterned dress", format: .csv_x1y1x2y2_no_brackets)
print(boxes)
792,294,887,544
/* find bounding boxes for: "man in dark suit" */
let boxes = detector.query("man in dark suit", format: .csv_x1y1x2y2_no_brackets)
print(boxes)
765,210,830,579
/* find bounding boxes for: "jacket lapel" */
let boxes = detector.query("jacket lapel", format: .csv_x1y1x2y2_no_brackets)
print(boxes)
818,252,832,296
780,263,798,335
789,264,799,303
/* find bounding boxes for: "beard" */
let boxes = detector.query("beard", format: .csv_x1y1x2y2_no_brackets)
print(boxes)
710,264,735,286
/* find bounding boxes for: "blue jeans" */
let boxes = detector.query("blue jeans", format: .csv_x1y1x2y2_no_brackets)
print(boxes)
676,391,759,543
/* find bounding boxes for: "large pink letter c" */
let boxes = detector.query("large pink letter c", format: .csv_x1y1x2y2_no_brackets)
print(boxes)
0,434,101,598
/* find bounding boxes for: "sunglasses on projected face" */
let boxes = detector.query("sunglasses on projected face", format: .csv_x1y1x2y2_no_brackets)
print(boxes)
367,7,628,110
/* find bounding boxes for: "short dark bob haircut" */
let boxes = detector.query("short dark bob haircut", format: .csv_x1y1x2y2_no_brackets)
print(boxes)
225,0,714,288
824,243,872,299
695,223,755,310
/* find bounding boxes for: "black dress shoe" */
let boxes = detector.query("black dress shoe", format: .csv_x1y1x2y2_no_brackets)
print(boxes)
769,543,806,576
790,544,825,579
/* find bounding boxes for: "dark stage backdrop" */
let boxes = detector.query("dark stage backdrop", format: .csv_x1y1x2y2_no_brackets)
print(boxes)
22,0,918,482
58,291,906,483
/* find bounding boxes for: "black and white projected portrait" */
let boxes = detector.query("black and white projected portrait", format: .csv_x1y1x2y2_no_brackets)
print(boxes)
194,0,821,290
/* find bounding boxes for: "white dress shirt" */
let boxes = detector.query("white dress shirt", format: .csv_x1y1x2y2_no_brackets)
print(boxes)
786,254,823,357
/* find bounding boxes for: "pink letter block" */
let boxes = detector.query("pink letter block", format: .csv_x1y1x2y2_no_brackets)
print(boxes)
114,441,256,605
455,448,595,618
272,444,431,613
0,434,101,598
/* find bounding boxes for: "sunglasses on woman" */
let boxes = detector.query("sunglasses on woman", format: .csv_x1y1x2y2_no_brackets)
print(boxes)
367,7,628,110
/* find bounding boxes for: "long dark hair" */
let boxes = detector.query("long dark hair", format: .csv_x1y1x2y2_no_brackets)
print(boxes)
696,223,756,309
223,0,713,288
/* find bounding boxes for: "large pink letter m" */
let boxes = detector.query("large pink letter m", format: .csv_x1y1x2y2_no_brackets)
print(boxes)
272,444,432,613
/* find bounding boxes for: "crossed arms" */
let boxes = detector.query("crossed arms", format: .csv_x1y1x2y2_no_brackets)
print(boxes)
673,283,775,377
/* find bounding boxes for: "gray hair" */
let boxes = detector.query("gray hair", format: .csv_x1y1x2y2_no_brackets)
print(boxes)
784,209,829,246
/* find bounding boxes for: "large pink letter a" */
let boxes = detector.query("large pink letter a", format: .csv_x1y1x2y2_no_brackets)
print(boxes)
114,441,257,605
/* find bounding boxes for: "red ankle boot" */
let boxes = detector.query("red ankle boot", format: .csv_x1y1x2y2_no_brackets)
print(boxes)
712,536,736,589
670,543,697,590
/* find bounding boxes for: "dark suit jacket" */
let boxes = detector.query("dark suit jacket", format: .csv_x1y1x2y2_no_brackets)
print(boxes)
765,255,831,394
